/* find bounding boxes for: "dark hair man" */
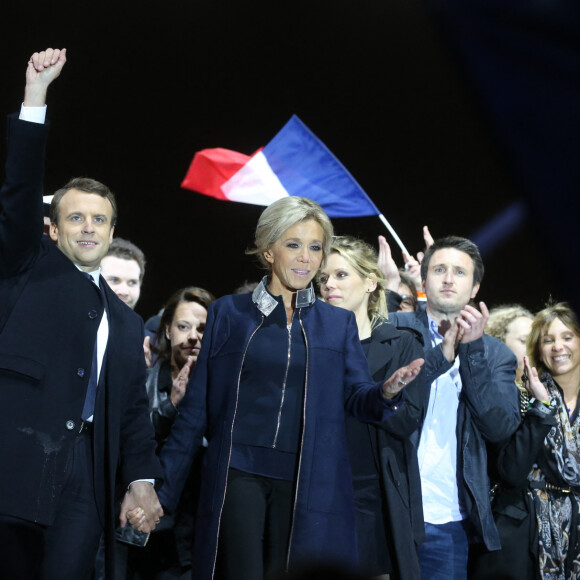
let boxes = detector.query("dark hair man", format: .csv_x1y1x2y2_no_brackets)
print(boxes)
0,48,163,579
389,236,520,579
101,238,146,309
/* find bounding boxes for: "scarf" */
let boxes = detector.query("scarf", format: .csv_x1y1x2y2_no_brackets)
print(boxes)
528,375,580,579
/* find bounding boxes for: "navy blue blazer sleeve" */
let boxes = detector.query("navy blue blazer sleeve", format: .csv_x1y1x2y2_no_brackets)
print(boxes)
0,114,48,277
114,306,164,488
341,312,404,423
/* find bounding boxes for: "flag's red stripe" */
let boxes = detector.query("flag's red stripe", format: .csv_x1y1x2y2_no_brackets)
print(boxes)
181,148,251,199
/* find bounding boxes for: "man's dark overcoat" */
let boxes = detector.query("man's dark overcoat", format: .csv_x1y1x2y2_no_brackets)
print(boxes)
0,115,161,543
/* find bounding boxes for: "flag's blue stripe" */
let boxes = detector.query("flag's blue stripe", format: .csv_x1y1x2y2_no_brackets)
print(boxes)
262,116,380,218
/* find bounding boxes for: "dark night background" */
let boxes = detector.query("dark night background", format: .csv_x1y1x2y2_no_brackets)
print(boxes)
1,0,579,320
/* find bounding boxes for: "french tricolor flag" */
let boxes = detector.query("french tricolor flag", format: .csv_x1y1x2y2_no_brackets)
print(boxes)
181,115,380,218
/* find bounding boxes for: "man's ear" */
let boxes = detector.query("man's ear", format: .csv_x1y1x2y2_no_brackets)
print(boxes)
108,226,115,244
48,222,59,243
470,282,481,300
165,325,171,341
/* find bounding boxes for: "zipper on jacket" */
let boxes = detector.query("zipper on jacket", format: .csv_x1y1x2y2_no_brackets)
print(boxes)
211,314,265,579
286,308,308,570
272,318,293,448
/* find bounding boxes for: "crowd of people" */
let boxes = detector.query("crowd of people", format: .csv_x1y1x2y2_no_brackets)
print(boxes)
1,47,579,580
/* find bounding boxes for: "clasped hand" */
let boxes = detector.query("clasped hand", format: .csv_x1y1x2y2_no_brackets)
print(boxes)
120,481,164,534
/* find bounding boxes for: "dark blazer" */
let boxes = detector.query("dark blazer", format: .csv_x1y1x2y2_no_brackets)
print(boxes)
159,287,401,579
346,321,425,579
0,116,161,536
388,310,520,550
469,390,557,580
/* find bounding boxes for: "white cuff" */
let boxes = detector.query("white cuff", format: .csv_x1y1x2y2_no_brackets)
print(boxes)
128,479,155,489
19,104,47,124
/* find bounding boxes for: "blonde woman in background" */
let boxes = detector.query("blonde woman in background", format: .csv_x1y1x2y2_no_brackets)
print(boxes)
320,235,425,580
486,304,534,384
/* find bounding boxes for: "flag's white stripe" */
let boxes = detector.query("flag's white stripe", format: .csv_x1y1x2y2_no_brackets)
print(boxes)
221,152,289,206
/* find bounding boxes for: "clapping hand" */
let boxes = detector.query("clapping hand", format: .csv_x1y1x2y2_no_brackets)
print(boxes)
522,356,550,403
382,358,424,399
170,356,195,407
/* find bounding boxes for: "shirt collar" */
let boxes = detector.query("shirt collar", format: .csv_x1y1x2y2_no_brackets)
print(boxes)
428,314,443,342
252,275,316,317
76,265,101,287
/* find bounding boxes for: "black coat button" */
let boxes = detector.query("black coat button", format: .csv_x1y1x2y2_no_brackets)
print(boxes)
88,310,98,319
77,368,85,377
66,420,75,431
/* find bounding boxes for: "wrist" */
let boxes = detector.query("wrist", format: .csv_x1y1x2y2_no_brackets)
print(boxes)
23,84,48,107
441,344,456,364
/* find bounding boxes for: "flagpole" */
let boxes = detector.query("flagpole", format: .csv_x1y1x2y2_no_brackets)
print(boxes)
378,213,410,257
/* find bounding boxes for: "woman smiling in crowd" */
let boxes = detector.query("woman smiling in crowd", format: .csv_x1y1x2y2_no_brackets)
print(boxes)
474,302,580,579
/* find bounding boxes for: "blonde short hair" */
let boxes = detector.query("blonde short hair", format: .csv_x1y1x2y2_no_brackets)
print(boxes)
323,235,388,328
486,304,533,343
247,197,333,269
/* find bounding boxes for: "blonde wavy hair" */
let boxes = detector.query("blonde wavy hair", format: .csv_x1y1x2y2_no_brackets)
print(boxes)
322,235,388,329
486,304,533,342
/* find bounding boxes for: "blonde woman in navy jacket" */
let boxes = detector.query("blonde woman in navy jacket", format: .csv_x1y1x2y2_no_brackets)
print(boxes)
159,197,424,580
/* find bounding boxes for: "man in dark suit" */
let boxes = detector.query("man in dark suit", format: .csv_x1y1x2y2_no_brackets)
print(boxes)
388,236,520,580
0,48,163,579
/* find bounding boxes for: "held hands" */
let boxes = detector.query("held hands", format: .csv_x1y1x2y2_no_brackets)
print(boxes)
170,356,194,407
24,48,67,107
120,481,164,534
382,358,424,399
522,356,550,402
